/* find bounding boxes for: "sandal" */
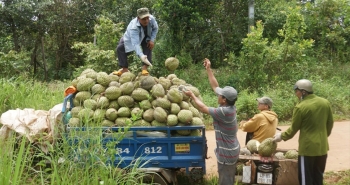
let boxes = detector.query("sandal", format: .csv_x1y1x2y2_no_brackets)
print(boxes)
113,69,129,76
141,70,149,76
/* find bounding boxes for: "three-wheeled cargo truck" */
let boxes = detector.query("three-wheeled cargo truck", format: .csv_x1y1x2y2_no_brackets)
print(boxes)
62,94,207,185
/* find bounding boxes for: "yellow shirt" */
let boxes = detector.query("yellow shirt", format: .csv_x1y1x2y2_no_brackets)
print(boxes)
240,110,278,143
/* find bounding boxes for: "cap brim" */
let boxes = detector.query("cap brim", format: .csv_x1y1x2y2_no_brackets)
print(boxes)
215,87,223,96
139,14,151,19
256,98,263,103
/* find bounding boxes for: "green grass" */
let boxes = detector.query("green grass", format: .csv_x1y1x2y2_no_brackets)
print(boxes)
324,170,350,185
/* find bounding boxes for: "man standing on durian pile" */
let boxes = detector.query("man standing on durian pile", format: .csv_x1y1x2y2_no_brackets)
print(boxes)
183,58,240,185
239,96,278,144
273,79,334,185
113,7,158,76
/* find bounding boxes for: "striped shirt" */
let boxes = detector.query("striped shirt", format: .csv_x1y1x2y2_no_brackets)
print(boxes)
209,105,240,165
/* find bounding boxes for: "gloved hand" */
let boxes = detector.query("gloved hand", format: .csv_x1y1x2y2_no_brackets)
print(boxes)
141,55,152,66
273,133,282,142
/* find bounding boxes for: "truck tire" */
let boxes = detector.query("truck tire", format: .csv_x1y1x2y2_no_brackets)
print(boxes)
142,172,169,185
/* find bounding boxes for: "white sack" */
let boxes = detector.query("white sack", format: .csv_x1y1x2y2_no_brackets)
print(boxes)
0,103,65,152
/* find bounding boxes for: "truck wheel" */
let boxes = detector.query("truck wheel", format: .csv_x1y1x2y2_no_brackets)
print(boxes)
141,172,169,185
189,168,204,184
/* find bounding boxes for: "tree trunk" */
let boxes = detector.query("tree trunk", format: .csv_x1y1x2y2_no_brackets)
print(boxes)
41,37,48,81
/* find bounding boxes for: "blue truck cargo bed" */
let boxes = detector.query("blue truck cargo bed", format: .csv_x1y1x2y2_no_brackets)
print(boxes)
66,125,207,174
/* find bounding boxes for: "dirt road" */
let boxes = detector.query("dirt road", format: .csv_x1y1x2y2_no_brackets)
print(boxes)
205,121,350,176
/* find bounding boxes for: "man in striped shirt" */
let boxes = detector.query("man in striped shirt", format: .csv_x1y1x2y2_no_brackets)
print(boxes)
184,58,240,185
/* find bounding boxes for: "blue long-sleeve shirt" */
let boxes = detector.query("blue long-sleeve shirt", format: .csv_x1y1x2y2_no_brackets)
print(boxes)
122,15,158,58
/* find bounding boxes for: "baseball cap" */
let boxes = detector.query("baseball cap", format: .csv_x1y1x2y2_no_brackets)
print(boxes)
137,8,151,19
256,96,273,108
215,86,237,101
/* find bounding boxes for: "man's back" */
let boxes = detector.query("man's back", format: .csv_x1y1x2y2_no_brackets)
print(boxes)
285,94,334,156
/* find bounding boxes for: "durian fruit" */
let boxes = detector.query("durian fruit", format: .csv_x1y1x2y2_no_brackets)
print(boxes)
235,162,244,175
131,88,150,101
120,81,134,95
177,110,193,124
133,119,151,127
131,107,143,119
158,77,171,90
143,108,154,122
246,139,260,154
258,138,277,157
117,95,134,108
119,72,135,84
75,91,92,103
140,76,157,90
68,118,81,127
101,119,115,127
151,120,167,127
179,101,190,110
274,152,285,160
151,84,165,98
165,57,179,71
105,108,118,121
117,107,131,117
167,114,178,126
77,78,95,91
153,107,168,123
104,86,122,100
240,148,251,155
84,99,97,110
156,97,171,110
67,68,207,137
170,103,181,114
175,123,191,136
167,88,183,103
139,100,152,110
71,106,83,118
285,150,298,159
191,117,204,126
93,109,107,123
96,96,109,109
115,117,132,127
91,84,106,95
96,72,112,87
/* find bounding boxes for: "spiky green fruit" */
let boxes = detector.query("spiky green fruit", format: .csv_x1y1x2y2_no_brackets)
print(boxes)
165,57,179,71
77,78,95,91
167,114,178,126
105,108,118,121
246,139,260,154
177,110,193,124
167,88,183,103
258,138,278,157
96,96,109,109
120,81,134,95
285,150,298,159
153,107,168,123
131,88,150,101
105,86,122,100
117,95,134,108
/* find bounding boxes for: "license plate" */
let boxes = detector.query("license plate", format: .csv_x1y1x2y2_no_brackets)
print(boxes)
174,143,190,153
257,172,273,184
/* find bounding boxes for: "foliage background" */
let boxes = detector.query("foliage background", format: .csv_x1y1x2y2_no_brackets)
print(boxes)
0,0,349,121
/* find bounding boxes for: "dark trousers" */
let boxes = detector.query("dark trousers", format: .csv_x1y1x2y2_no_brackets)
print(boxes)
116,37,152,68
298,154,327,185
245,132,254,145
217,162,237,185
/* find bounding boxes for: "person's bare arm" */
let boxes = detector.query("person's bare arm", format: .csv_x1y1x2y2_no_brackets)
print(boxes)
203,58,219,92
183,90,209,114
